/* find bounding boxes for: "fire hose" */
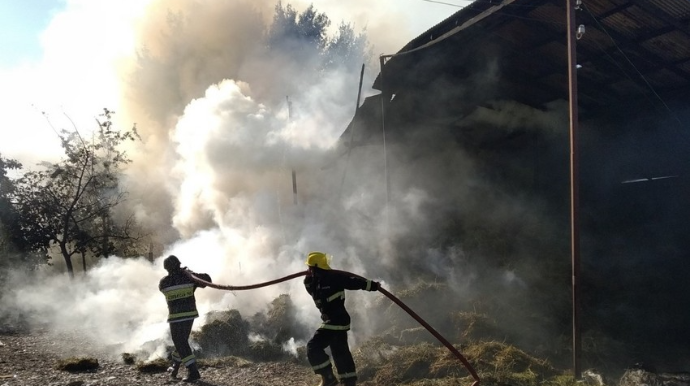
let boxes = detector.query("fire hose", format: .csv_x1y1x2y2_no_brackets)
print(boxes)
184,269,480,385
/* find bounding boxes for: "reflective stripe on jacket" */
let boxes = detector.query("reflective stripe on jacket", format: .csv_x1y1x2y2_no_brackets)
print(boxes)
304,268,372,331
159,270,211,323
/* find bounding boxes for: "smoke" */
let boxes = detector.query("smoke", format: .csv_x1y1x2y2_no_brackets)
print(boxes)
1,0,461,360
1,0,608,370
2,257,165,357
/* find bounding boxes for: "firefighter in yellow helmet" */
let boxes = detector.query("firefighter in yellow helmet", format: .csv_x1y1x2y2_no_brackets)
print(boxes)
303,252,380,386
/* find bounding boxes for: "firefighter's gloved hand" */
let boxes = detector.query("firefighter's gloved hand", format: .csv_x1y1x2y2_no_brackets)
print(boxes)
368,281,380,291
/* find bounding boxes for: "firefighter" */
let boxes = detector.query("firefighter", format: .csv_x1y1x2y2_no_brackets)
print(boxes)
159,255,211,383
303,251,379,386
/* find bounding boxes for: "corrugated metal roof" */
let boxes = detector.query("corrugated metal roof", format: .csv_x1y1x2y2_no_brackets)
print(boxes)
373,0,690,116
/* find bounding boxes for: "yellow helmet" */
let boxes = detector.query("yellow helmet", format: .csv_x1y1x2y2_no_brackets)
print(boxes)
305,251,331,270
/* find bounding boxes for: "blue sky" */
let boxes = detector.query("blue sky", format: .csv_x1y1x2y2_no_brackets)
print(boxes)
0,0,65,68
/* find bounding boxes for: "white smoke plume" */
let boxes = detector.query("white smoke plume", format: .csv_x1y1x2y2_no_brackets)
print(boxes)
1,0,580,366
2,0,465,360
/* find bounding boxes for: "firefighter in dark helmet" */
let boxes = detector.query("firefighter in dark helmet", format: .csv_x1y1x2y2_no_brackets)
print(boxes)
303,251,379,386
159,255,212,383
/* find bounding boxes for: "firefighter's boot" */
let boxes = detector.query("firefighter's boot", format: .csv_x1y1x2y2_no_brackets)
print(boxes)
341,378,357,386
167,361,180,378
316,368,338,386
182,362,201,383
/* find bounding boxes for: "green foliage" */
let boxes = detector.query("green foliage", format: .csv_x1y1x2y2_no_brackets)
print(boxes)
324,21,371,71
12,108,141,277
268,3,329,53
0,154,46,276
0,155,23,252
267,1,371,73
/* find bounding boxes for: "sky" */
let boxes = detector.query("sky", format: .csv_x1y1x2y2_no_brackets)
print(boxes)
0,0,470,166
0,0,59,67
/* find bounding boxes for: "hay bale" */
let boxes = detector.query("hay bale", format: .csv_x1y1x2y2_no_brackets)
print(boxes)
400,327,437,345
356,338,559,386
451,311,501,343
464,341,556,386
373,282,456,336
251,294,308,344
247,339,286,362
541,374,578,386
55,357,99,372
121,353,136,365
363,343,439,384
377,346,436,383
194,309,250,357
135,358,169,373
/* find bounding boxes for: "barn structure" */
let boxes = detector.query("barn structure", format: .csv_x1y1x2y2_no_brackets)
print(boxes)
339,0,690,373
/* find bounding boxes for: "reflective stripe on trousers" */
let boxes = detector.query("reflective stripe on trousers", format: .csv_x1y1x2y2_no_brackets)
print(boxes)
319,323,350,331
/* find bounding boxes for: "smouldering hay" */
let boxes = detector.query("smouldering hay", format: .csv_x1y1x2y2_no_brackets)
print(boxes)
542,374,579,386
135,358,169,373
194,295,308,362
247,340,287,362
295,345,308,363
464,341,558,386
373,283,453,334
581,329,630,373
387,379,475,386
194,309,250,357
355,339,564,386
355,342,441,384
451,311,501,343
199,356,254,368
400,327,438,345
55,357,99,372
262,294,305,343
121,353,136,365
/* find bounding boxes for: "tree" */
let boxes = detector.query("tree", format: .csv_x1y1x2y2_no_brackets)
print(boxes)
0,155,22,246
267,2,370,74
324,21,370,71
13,109,141,278
0,155,29,275
268,3,329,55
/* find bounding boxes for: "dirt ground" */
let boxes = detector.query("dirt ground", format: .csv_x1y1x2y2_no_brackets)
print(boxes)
0,330,318,386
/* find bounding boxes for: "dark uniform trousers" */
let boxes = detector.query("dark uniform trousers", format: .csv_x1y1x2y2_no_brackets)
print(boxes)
170,320,195,366
307,329,357,381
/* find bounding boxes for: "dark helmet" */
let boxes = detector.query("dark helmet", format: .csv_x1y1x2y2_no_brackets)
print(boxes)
163,255,181,271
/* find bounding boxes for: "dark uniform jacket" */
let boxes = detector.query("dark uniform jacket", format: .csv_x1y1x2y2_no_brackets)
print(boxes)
159,269,212,323
304,269,376,331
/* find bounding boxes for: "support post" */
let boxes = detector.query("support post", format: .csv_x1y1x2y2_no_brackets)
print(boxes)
286,96,297,205
379,55,391,235
567,0,581,379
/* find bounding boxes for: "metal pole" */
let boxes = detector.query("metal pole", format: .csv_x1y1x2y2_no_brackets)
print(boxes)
379,56,391,235
286,96,297,205
566,0,581,379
